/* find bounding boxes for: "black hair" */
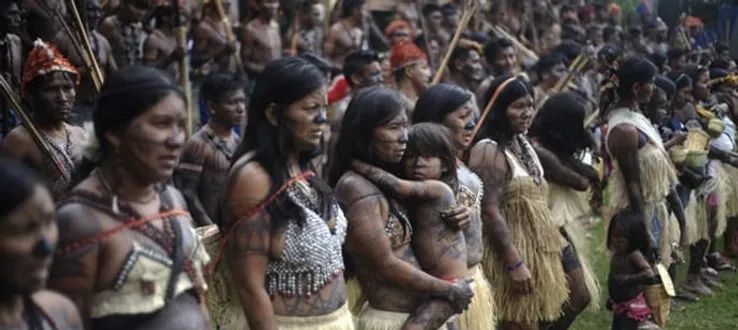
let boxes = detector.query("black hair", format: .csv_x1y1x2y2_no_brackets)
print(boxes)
412,83,471,125
553,39,582,65
602,25,617,42
667,48,684,61
607,209,653,259
449,44,476,73
649,52,666,70
328,86,406,186
535,53,565,78
475,75,534,146
628,26,642,39
200,72,246,105
684,65,708,84
406,123,458,191
666,71,692,90
710,57,733,71
24,71,77,101
233,56,330,229
709,68,729,91
654,75,676,98
0,0,19,13
615,56,657,102
152,5,175,29
482,37,513,63
73,66,184,183
529,92,588,157
441,3,458,15
422,4,442,17
299,52,333,76
0,157,43,218
343,51,379,87
341,0,364,18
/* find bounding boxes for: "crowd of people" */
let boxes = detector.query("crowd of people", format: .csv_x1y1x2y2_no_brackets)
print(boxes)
0,0,736,329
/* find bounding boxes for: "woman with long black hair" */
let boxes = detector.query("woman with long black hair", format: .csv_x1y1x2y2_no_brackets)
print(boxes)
48,66,211,329
217,57,354,330
468,74,569,330
0,158,83,330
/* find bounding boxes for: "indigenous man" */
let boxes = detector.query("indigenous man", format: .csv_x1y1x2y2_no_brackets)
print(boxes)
389,39,430,117
477,38,518,103
447,41,484,117
293,0,325,55
533,53,567,108
71,0,118,126
0,1,23,137
192,0,238,77
174,73,244,227
240,0,282,85
421,4,449,50
98,0,149,68
0,40,86,200
143,2,186,80
384,19,414,45
324,0,369,70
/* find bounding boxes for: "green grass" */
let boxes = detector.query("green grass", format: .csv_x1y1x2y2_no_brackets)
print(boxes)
570,221,738,330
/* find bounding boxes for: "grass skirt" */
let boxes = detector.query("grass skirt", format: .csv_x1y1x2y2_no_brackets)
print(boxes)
458,264,496,330
482,177,569,324
346,277,366,315
355,305,447,330
722,163,738,218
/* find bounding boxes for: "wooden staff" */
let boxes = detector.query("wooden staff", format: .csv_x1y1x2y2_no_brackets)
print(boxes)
173,0,193,139
67,0,104,91
491,25,539,61
211,0,243,70
33,0,89,68
415,2,437,69
289,13,301,55
0,76,68,177
431,0,478,84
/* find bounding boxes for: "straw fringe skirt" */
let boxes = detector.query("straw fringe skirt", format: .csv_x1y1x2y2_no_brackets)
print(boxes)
458,264,496,330
356,305,447,330
548,184,601,310
722,163,738,218
482,178,569,324
346,277,366,315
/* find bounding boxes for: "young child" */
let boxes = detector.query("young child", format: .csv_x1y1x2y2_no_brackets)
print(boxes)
607,210,661,330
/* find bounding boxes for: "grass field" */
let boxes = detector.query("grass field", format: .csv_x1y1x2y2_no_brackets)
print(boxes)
570,221,738,330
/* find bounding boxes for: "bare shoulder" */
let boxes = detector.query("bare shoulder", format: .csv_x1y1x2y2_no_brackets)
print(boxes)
607,124,639,154
55,195,106,245
226,159,272,207
335,171,382,205
33,290,83,328
68,125,86,139
0,126,34,158
2,125,33,145
163,184,188,209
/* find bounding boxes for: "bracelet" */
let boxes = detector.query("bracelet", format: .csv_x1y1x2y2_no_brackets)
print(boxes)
506,260,524,272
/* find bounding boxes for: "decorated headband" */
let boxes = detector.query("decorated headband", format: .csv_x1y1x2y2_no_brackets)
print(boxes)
390,39,428,72
21,39,80,95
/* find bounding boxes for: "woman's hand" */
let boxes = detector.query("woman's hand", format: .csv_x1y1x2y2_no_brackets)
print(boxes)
509,263,533,295
441,206,471,230
443,278,475,313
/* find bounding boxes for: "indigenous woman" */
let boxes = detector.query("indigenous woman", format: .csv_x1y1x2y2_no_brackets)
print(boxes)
0,158,83,330
330,87,474,330
218,57,353,330
412,83,495,330
603,57,685,280
468,74,568,330
710,69,738,259
48,66,211,329
528,92,601,329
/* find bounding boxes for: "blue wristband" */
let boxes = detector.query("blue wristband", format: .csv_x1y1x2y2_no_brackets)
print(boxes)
506,260,524,272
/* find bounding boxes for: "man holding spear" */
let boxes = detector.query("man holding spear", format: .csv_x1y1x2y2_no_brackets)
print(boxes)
0,40,86,200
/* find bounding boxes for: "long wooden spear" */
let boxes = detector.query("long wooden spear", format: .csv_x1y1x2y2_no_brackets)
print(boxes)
211,0,243,72
67,0,104,91
173,0,193,139
431,0,478,84
0,76,69,178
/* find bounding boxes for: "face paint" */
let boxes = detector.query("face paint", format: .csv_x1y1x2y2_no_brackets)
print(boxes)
32,237,54,258
398,131,409,143
464,120,475,131
313,109,328,124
